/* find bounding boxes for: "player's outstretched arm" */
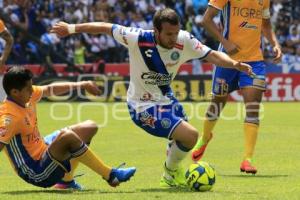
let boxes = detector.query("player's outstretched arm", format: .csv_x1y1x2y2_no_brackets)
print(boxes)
41,81,101,97
205,50,255,77
50,21,114,37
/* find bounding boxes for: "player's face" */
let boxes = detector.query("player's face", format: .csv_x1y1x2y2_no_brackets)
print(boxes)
155,22,180,49
12,80,33,105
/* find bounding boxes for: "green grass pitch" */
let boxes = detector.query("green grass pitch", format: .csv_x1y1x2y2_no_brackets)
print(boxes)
0,102,299,200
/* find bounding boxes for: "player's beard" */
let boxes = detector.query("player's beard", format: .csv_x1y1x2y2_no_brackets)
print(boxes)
157,34,174,49
0,74,6,101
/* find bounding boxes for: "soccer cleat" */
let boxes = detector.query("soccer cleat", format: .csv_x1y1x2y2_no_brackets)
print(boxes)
240,160,257,174
54,180,83,190
159,163,187,187
107,163,136,187
191,133,213,161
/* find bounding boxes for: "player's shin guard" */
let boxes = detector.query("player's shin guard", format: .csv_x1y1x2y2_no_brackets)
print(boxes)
166,141,190,170
72,142,112,180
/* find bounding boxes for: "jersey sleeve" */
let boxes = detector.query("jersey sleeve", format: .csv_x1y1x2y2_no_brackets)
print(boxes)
0,19,5,33
111,24,140,47
208,0,228,10
262,0,271,19
0,115,17,145
183,32,212,60
30,86,43,103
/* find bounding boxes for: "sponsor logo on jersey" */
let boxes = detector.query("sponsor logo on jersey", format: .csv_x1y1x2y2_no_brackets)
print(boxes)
239,21,258,29
141,71,173,86
233,7,262,19
171,51,180,61
145,49,153,57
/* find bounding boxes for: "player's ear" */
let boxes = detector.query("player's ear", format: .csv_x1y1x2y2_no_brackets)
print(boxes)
154,27,159,35
10,88,19,97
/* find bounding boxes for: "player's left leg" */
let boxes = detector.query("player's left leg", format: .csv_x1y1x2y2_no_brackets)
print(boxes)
160,120,198,187
240,87,263,174
239,61,266,174
161,102,198,187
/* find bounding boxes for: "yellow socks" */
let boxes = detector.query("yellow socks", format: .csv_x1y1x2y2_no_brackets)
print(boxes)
243,123,259,160
202,118,217,142
62,159,79,182
72,144,112,180
194,118,217,149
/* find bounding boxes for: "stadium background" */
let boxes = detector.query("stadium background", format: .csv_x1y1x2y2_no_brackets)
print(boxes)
0,0,300,102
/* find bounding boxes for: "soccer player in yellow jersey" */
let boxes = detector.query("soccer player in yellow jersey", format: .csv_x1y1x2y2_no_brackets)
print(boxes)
192,0,282,174
0,67,136,189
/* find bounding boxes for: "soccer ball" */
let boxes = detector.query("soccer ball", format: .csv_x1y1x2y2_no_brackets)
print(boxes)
185,161,216,192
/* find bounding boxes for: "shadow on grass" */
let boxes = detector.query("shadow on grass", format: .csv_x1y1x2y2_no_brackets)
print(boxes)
2,189,136,195
140,187,192,193
219,174,289,178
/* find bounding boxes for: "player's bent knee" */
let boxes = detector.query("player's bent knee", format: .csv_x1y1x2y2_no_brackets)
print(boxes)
83,120,99,135
60,130,82,145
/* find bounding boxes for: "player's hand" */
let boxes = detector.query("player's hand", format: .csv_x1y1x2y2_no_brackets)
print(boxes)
223,40,240,55
50,22,71,38
234,62,256,78
81,81,101,96
272,45,282,64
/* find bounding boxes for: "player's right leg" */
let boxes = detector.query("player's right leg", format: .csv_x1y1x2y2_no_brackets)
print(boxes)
192,66,239,161
48,129,136,188
191,95,228,161
160,120,198,187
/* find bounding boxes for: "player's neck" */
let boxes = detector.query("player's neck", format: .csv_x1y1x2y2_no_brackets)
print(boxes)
6,96,26,108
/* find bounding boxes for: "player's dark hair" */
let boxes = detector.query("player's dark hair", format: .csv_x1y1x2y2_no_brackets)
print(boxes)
153,8,180,32
3,66,33,95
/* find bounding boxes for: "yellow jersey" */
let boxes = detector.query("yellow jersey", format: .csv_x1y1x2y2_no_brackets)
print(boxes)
0,86,47,165
209,0,270,62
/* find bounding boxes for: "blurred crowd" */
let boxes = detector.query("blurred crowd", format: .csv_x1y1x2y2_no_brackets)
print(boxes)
0,0,299,67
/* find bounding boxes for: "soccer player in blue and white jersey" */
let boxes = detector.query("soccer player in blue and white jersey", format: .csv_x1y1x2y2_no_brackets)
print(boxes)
51,8,254,187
